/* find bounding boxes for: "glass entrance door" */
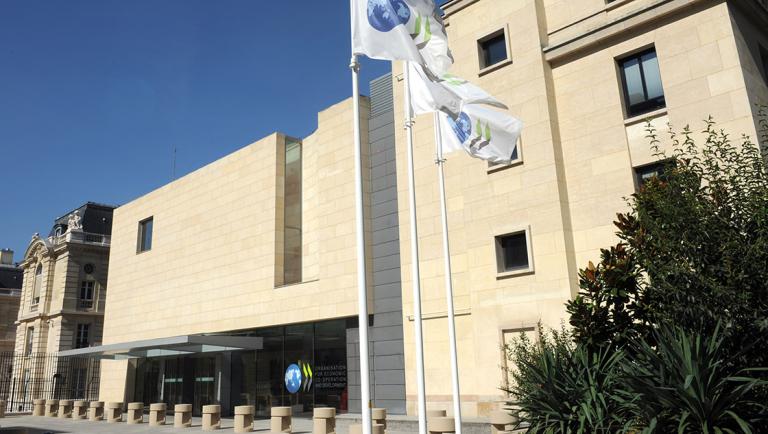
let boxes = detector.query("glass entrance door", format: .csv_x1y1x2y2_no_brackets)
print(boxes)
193,356,218,410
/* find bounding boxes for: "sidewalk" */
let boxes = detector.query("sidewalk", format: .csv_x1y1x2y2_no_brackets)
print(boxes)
0,414,414,434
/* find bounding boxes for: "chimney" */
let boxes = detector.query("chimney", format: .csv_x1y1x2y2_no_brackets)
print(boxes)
0,249,13,266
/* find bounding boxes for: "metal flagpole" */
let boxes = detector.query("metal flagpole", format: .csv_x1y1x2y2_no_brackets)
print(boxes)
350,53,372,434
433,112,462,434
403,64,428,434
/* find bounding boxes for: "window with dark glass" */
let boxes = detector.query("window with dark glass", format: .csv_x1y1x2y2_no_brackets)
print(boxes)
79,280,95,309
760,45,768,86
495,231,531,273
479,31,508,69
634,160,674,189
138,217,153,253
25,327,34,356
75,324,90,349
619,48,666,117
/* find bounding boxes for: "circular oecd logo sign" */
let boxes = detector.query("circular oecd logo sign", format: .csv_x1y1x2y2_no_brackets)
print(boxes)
285,363,302,394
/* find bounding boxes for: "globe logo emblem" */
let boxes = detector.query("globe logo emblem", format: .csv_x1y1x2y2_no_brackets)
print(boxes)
448,112,472,143
284,363,302,394
367,0,411,32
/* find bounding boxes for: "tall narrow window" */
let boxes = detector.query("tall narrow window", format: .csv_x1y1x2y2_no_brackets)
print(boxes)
283,139,302,284
137,217,153,253
619,48,666,117
760,45,768,87
79,280,95,309
32,264,42,306
75,324,90,349
25,327,34,356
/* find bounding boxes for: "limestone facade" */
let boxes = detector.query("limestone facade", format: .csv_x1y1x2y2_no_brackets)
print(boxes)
90,0,768,420
0,249,22,352
390,0,768,417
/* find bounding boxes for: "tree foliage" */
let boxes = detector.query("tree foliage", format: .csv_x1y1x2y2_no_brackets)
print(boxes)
566,114,768,370
506,110,768,433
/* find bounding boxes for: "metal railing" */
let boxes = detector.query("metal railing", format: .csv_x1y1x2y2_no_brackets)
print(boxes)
0,351,100,414
49,231,110,247
77,299,94,310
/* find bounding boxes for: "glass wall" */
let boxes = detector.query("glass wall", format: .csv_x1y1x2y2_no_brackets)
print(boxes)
134,318,348,418
231,318,348,417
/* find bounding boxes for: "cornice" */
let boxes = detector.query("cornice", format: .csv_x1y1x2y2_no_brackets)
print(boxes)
544,0,716,64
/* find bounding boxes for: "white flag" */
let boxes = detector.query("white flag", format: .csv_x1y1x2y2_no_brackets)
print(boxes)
352,0,453,76
440,73,508,109
407,62,508,117
438,104,523,164
408,62,462,118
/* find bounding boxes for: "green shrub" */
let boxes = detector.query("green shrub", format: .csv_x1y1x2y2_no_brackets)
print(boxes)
625,326,768,433
504,326,638,434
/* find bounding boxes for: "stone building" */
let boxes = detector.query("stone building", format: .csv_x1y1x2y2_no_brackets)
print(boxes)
0,249,22,352
64,0,767,421
392,0,768,416
8,203,114,406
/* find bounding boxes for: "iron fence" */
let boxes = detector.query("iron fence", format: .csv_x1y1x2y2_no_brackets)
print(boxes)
0,351,100,413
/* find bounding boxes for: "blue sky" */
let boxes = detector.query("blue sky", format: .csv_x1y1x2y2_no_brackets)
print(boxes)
0,1,391,260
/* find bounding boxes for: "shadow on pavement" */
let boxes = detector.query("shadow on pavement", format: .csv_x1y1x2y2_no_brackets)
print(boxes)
0,427,68,434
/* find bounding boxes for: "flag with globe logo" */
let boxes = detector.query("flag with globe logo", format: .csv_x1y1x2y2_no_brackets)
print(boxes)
407,61,508,117
352,0,453,76
438,104,523,164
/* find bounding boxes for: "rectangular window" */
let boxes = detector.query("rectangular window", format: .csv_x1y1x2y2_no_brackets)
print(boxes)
75,324,90,349
501,327,537,394
32,265,43,306
760,45,768,87
137,217,153,253
79,280,95,309
634,159,674,189
495,228,533,276
25,327,34,356
619,48,666,117
283,139,302,285
478,30,509,70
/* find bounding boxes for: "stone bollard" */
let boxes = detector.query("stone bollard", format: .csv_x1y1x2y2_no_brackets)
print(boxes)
202,404,221,431
174,403,193,428
58,400,73,418
0,399,5,418
127,402,144,424
45,399,59,417
88,401,104,421
313,407,336,434
426,410,447,418
270,406,292,433
234,405,255,433
33,399,46,416
490,410,516,434
429,417,455,434
372,408,387,430
350,424,385,434
73,401,88,419
149,403,167,426
106,402,123,423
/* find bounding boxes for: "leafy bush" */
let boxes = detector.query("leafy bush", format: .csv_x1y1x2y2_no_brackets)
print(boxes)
506,111,768,433
505,326,767,433
626,326,768,433
567,115,768,371
504,326,638,434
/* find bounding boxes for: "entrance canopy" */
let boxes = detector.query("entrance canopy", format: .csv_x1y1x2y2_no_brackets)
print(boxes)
58,334,264,360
